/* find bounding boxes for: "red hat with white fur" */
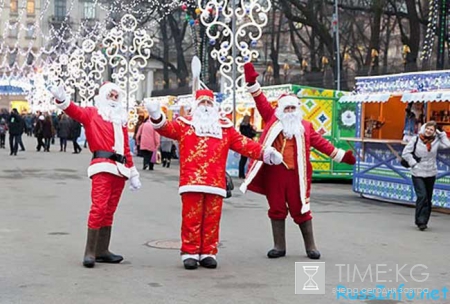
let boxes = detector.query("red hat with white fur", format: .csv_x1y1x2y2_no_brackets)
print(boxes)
277,93,299,109
195,89,215,104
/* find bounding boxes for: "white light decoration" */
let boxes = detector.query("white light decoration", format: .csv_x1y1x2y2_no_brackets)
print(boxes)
102,14,154,128
197,0,271,119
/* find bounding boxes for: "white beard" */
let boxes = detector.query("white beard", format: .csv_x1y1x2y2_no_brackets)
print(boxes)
191,105,222,139
95,97,128,126
275,107,304,139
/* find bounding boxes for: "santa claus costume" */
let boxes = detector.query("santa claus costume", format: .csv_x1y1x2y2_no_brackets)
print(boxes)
50,83,142,268
145,89,283,270
240,63,356,260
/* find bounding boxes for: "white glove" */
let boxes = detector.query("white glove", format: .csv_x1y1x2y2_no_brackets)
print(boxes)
144,99,162,120
129,176,141,191
49,85,67,102
263,147,283,165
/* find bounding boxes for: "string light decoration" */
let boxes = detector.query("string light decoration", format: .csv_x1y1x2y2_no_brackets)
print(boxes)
102,13,154,128
420,0,439,62
194,0,271,117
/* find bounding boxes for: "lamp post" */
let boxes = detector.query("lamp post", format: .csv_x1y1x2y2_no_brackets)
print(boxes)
197,0,271,125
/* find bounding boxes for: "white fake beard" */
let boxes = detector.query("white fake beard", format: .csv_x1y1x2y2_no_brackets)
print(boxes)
275,107,304,139
96,98,128,126
191,105,222,138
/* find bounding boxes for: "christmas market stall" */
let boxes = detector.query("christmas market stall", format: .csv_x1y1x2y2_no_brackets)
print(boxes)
339,70,450,209
226,84,356,180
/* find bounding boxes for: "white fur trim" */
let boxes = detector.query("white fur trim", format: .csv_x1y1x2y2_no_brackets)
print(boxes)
179,185,227,197
181,254,199,262
151,113,167,129
178,116,193,125
240,122,283,193
332,148,346,163
200,254,216,261
278,95,299,109
247,81,261,93
178,116,233,129
56,99,71,111
87,162,130,179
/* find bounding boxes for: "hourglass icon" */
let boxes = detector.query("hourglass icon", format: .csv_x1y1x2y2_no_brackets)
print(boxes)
303,265,319,290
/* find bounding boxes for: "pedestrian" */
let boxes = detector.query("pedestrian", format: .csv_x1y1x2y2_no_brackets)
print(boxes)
50,82,141,268
401,121,450,231
58,114,71,152
160,136,174,168
145,89,283,270
0,118,8,148
136,117,160,170
7,108,23,156
42,115,54,152
17,113,26,151
70,119,82,154
133,115,145,157
240,63,356,260
34,115,45,151
238,115,257,178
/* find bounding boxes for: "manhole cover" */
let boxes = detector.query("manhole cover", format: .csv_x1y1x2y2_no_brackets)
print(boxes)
145,240,223,250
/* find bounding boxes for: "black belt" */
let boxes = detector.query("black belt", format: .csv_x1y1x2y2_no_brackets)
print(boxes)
92,151,127,164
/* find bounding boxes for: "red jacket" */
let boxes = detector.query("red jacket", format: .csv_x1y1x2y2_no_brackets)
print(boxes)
153,115,263,197
56,100,137,179
240,82,345,214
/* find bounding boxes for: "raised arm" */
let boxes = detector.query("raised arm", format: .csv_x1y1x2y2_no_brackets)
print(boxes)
437,130,450,149
50,85,91,125
308,122,356,165
145,99,183,140
244,63,275,123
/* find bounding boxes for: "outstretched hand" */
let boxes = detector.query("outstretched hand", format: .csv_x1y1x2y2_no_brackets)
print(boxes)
49,85,67,103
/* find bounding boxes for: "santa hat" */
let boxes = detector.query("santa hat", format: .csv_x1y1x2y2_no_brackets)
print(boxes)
277,93,299,109
195,89,215,105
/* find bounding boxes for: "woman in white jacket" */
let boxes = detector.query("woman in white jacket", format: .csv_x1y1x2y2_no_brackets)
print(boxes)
402,121,450,231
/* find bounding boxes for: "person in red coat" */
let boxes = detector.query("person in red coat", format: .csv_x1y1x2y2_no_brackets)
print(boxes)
240,63,356,260
145,89,283,270
50,83,142,268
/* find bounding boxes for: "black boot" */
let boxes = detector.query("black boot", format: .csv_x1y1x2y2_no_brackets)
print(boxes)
299,220,320,259
162,159,167,167
267,219,286,258
183,258,198,270
83,228,99,268
96,226,123,263
166,160,170,168
199,256,217,269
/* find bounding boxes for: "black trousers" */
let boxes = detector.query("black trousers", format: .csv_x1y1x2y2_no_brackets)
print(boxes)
36,135,44,151
9,134,20,154
141,150,154,170
44,137,51,151
73,138,81,153
0,134,5,147
239,155,248,178
412,176,436,226
18,134,25,150
60,137,67,151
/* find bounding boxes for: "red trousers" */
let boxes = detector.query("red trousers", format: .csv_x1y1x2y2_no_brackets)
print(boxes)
88,173,126,229
263,165,312,224
181,193,223,255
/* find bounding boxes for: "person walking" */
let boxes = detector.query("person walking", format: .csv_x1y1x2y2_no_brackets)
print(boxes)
238,115,257,178
0,118,8,148
136,117,160,170
7,109,23,156
70,119,82,154
42,115,54,152
34,115,45,151
58,114,71,152
402,121,450,231
160,136,174,168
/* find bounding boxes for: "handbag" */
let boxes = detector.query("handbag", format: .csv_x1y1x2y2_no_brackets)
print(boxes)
151,151,162,164
401,137,421,168
225,172,234,199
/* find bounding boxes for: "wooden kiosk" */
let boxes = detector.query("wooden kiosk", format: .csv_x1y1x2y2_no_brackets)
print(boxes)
339,71,450,209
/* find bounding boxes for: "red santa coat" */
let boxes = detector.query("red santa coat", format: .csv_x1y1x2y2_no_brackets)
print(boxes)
240,82,346,214
152,114,263,197
56,99,137,179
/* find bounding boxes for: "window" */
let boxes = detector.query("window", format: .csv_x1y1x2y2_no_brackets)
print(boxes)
9,51,17,67
9,22,18,38
83,1,96,19
27,0,35,15
10,0,18,13
55,0,67,18
26,23,35,38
